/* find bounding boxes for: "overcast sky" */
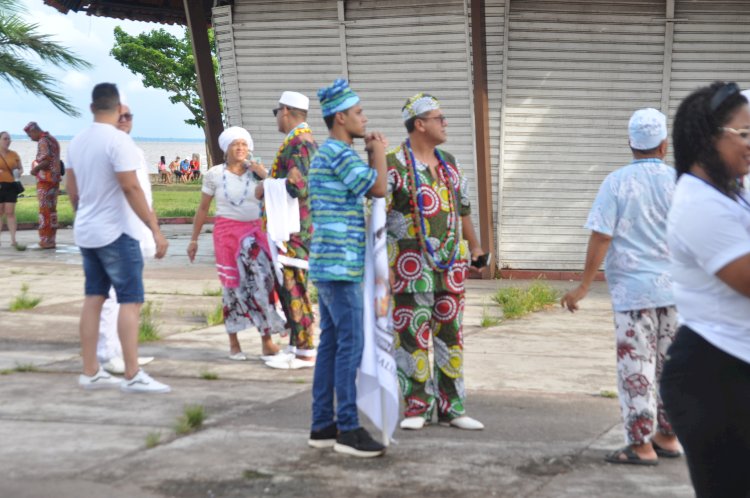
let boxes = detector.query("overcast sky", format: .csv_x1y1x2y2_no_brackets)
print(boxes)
2,0,204,139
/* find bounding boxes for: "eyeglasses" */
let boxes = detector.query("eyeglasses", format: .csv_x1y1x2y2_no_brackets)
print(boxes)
417,115,447,124
710,82,740,113
272,107,285,117
720,127,750,142
118,113,134,122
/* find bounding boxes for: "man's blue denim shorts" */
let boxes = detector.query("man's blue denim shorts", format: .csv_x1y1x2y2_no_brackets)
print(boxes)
80,233,144,304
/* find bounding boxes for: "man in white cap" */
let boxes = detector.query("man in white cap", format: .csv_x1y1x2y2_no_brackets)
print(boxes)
257,91,319,368
561,108,682,465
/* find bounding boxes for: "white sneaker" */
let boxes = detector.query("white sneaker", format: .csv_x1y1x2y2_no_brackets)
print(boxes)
440,415,484,430
265,357,315,370
399,416,427,430
78,367,122,390
102,356,156,375
120,370,171,394
260,351,294,362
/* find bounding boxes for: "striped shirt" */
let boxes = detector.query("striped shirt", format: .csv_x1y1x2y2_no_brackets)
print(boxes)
309,138,377,282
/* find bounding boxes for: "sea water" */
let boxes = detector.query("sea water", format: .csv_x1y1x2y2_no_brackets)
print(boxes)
9,136,208,175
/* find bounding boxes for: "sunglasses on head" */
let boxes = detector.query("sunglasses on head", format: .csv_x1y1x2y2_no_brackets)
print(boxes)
709,82,740,113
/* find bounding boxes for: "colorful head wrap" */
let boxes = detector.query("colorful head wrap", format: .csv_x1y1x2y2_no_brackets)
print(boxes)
218,126,254,153
318,79,360,117
402,93,441,122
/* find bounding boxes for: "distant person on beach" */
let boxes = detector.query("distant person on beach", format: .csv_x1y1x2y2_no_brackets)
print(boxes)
66,82,169,393
190,153,201,181
0,131,24,247
180,157,191,182
170,156,182,182
187,126,286,361
96,95,156,375
24,121,61,250
158,155,171,183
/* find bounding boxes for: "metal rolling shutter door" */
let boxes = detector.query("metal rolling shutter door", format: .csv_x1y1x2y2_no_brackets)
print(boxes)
212,5,241,126
669,1,750,125
228,0,344,163
498,0,665,270
344,0,480,230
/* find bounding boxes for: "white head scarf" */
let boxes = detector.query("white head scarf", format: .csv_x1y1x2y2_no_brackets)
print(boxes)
218,126,254,154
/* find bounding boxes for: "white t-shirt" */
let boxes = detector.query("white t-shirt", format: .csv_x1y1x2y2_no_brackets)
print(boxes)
67,123,143,248
668,174,750,363
202,164,261,221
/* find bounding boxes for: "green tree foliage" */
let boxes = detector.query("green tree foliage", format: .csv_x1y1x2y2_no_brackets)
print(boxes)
0,0,91,116
111,26,223,129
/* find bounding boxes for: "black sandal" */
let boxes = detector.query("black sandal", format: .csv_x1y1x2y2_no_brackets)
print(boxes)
653,441,682,458
604,446,658,466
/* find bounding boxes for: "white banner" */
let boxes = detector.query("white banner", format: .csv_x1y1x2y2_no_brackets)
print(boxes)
358,197,399,443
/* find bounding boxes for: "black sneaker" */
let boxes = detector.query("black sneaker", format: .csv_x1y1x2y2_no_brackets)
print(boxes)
308,423,338,448
333,427,386,458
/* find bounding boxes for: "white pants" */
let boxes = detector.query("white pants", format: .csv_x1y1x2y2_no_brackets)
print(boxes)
96,287,122,363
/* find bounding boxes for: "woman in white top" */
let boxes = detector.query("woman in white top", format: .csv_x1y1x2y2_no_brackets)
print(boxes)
188,127,285,360
662,82,750,497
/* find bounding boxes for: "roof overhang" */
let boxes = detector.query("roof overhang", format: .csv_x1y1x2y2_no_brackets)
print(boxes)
42,0,226,26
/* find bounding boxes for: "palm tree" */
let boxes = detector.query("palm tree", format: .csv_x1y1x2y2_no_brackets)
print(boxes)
0,0,91,116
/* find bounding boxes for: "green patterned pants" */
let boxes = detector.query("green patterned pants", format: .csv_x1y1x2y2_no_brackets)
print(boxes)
393,291,466,421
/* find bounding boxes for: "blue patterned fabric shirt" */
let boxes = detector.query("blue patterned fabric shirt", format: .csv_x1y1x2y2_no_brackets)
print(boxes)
585,158,676,312
309,138,377,282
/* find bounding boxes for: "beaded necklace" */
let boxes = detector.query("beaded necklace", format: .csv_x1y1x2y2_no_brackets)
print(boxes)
403,139,460,270
222,163,252,207
271,122,312,178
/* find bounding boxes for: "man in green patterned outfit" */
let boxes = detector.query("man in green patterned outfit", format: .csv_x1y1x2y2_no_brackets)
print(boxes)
257,91,318,368
386,93,484,431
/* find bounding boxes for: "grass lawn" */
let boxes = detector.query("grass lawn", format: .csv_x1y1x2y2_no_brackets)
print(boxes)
14,182,213,225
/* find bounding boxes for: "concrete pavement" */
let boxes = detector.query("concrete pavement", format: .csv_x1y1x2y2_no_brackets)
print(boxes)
0,225,692,497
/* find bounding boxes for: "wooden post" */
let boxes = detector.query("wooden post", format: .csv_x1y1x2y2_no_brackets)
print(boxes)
183,0,224,166
470,0,495,279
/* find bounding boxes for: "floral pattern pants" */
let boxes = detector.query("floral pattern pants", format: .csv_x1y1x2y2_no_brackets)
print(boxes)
276,245,315,354
36,181,58,247
614,306,677,445
222,236,286,337
393,291,466,421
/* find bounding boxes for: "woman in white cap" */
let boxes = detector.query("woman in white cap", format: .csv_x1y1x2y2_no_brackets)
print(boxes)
188,126,286,360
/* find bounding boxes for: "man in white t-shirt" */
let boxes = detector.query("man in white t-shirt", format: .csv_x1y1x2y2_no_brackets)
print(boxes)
66,83,170,393
97,95,156,375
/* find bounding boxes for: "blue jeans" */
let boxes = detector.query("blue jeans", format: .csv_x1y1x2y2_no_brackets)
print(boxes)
80,233,144,303
311,280,364,433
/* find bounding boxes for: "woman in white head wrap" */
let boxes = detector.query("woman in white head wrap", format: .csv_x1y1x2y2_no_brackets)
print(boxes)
187,127,286,360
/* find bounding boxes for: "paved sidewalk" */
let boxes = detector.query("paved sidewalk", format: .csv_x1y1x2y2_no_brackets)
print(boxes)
0,226,692,497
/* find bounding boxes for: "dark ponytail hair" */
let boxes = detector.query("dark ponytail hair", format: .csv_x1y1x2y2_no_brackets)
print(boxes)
673,81,748,196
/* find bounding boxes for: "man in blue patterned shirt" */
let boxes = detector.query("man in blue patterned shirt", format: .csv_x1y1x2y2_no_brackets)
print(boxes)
306,79,388,457
561,108,682,466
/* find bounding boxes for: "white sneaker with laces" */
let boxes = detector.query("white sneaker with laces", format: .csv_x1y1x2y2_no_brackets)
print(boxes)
102,356,156,375
79,366,122,390
120,369,171,394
